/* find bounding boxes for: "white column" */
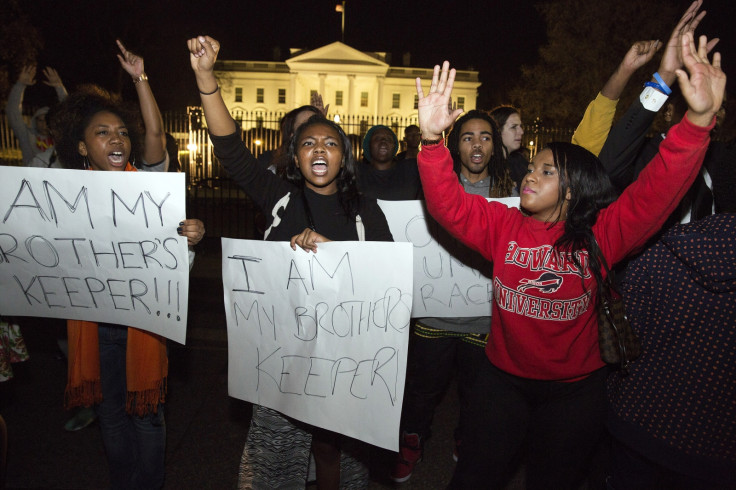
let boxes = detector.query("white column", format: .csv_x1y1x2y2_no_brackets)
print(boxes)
289,72,297,107
319,73,327,99
347,74,355,114
376,76,385,117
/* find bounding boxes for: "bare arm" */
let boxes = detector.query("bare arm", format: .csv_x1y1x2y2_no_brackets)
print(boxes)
187,36,236,136
600,40,661,100
116,40,166,166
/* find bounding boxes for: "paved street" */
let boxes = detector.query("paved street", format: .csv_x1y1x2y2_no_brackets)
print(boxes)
1,238,606,489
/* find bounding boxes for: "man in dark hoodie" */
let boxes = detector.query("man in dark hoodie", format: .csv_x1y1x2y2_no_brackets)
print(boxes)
356,125,422,200
606,144,736,490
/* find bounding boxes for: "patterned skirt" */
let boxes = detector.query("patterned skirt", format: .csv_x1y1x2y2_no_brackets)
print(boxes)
0,320,30,382
238,405,369,489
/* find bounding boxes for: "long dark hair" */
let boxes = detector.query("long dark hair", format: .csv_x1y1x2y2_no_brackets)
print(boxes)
490,105,519,128
447,110,514,197
544,142,618,298
49,84,143,170
286,115,361,219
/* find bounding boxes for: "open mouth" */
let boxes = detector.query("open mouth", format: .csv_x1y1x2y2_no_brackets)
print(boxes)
470,152,485,164
108,151,125,166
311,158,328,176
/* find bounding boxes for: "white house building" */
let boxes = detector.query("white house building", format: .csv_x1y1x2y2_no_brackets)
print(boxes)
214,41,480,129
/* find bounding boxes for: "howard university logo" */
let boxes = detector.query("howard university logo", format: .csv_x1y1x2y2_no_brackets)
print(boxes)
517,272,563,293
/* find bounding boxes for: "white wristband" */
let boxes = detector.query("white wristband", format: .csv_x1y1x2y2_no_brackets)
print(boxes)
640,86,668,112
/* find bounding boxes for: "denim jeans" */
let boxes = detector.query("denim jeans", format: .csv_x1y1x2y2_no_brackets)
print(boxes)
97,324,166,490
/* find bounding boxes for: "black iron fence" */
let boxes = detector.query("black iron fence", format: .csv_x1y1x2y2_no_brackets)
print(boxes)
1,108,577,238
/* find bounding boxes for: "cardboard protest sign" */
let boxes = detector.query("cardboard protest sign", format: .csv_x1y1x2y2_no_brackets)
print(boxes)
222,238,413,451
0,167,189,344
378,198,520,318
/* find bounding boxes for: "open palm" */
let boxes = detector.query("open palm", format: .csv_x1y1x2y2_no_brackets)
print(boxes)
677,32,726,125
416,61,464,139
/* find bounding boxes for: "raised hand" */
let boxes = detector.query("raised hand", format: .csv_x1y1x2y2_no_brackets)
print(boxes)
42,67,63,88
116,40,145,78
658,0,718,86
677,33,726,127
187,36,220,75
415,61,464,140
311,92,330,116
187,35,233,135
290,228,330,253
18,65,36,86
601,40,662,100
620,40,661,74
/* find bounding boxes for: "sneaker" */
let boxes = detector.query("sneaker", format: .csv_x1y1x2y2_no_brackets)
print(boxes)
64,406,97,431
390,432,422,483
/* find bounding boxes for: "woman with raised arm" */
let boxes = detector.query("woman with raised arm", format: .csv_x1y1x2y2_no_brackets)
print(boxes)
187,35,392,489
390,109,514,483
414,32,724,489
51,40,204,490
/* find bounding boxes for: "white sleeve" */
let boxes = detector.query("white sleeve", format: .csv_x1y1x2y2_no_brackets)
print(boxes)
138,151,170,172
188,247,196,272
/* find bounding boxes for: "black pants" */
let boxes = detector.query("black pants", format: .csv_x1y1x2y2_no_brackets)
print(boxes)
400,326,488,443
608,438,732,490
450,359,607,490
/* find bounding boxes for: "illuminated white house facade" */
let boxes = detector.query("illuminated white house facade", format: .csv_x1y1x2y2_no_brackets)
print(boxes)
214,41,480,123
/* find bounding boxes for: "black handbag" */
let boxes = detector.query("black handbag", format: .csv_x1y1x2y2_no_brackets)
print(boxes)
597,275,641,374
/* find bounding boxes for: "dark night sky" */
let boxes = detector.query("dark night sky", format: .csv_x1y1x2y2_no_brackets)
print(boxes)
19,0,735,112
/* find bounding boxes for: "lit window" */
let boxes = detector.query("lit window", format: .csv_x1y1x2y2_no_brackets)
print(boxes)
256,88,264,103
310,90,318,100
413,95,418,109
335,91,343,106
457,96,465,110
360,92,368,107
392,93,400,109
278,89,286,104
235,87,243,102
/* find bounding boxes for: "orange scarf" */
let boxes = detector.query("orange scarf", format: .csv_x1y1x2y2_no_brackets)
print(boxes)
64,162,168,416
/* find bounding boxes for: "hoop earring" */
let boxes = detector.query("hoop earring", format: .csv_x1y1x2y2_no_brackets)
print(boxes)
83,156,90,170
130,153,136,168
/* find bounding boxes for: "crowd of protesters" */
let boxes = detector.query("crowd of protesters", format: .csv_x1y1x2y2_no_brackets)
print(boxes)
1,1,733,489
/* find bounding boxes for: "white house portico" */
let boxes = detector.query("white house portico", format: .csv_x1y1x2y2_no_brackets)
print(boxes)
214,41,480,121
